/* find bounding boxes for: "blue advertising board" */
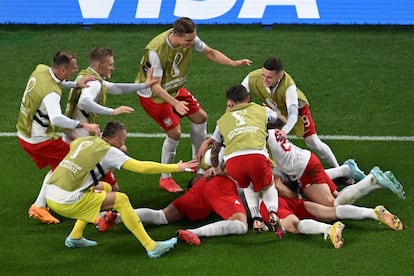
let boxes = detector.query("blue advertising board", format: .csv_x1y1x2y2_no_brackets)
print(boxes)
0,0,413,25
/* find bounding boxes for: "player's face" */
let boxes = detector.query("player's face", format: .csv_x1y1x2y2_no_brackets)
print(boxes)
98,56,115,79
61,58,79,81
178,32,196,48
262,68,280,88
114,129,127,149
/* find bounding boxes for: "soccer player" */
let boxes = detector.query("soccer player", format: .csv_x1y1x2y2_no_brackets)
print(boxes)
241,57,339,169
17,50,100,224
45,121,198,258
64,46,157,142
259,196,403,249
207,84,282,234
135,17,252,193
97,171,403,249
64,46,158,191
97,174,248,246
267,128,405,206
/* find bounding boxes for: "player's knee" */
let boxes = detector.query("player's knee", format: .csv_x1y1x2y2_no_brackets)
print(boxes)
102,182,113,192
115,192,129,206
232,220,248,235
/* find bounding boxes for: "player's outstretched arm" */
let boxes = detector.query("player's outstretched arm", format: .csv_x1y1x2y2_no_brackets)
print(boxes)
202,46,252,67
122,158,198,174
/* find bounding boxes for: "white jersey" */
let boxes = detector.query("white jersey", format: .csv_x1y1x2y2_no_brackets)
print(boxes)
267,129,311,180
45,146,129,204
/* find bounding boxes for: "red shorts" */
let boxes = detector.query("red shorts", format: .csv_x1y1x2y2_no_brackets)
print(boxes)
299,153,337,193
18,137,69,171
172,175,246,221
299,104,317,138
226,154,273,192
139,87,202,131
101,170,117,186
260,197,316,224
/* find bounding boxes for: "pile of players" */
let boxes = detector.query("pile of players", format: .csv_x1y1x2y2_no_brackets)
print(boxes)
17,17,405,259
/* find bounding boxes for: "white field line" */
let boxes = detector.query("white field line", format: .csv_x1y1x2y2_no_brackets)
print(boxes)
2,132,414,141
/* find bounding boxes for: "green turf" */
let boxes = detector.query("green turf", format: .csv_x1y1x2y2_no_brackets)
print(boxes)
0,24,413,275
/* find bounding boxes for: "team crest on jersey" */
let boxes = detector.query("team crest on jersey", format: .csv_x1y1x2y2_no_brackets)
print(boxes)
231,110,247,126
171,53,183,77
70,140,93,159
163,117,173,127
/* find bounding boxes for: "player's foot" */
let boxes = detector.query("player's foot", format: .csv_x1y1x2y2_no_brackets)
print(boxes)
344,159,366,182
147,238,177,258
328,221,345,249
374,206,403,231
371,167,405,199
252,217,269,233
96,211,118,232
383,171,406,199
343,177,355,185
159,177,183,193
176,230,201,246
65,236,98,248
28,204,60,224
269,212,285,238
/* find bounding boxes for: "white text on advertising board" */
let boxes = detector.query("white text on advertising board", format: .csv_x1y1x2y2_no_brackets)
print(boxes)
78,0,320,19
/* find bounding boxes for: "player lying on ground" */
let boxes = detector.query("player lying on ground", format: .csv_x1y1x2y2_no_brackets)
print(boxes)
266,128,406,206
258,193,403,249
97,174,248,246
96,168,403,249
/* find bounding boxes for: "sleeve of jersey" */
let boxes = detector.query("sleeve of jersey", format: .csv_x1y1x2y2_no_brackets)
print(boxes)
194,36,206,52
121,158,179,174
240,75,251,92
61,81,77,89
104,80,147,95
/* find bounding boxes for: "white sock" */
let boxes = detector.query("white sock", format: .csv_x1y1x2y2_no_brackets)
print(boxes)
261,183,278,214
336,205,376,220
334,174,380,206
325,164,351,180
190,122,206,159
128,208,168,225
297,219,331,236
161,136,179,179
243,185,261,218
305,134,339,167
34,170,52,207
188,220,247,237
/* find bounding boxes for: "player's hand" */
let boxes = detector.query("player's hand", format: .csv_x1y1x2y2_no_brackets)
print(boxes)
173,100,189,116
196,138,213,162
144,67,159,87
112,105,134,116
76,74,96,88
82,123,101,136
232,59,252,67
205,166,221,178
177,159,199,172
276,129,287,141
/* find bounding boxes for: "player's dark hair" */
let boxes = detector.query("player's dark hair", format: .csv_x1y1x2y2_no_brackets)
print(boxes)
102,121,126,139
89,46,113,64
53,50,76,68
263,57,283,73
173,17,196,35
225,84,250,103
